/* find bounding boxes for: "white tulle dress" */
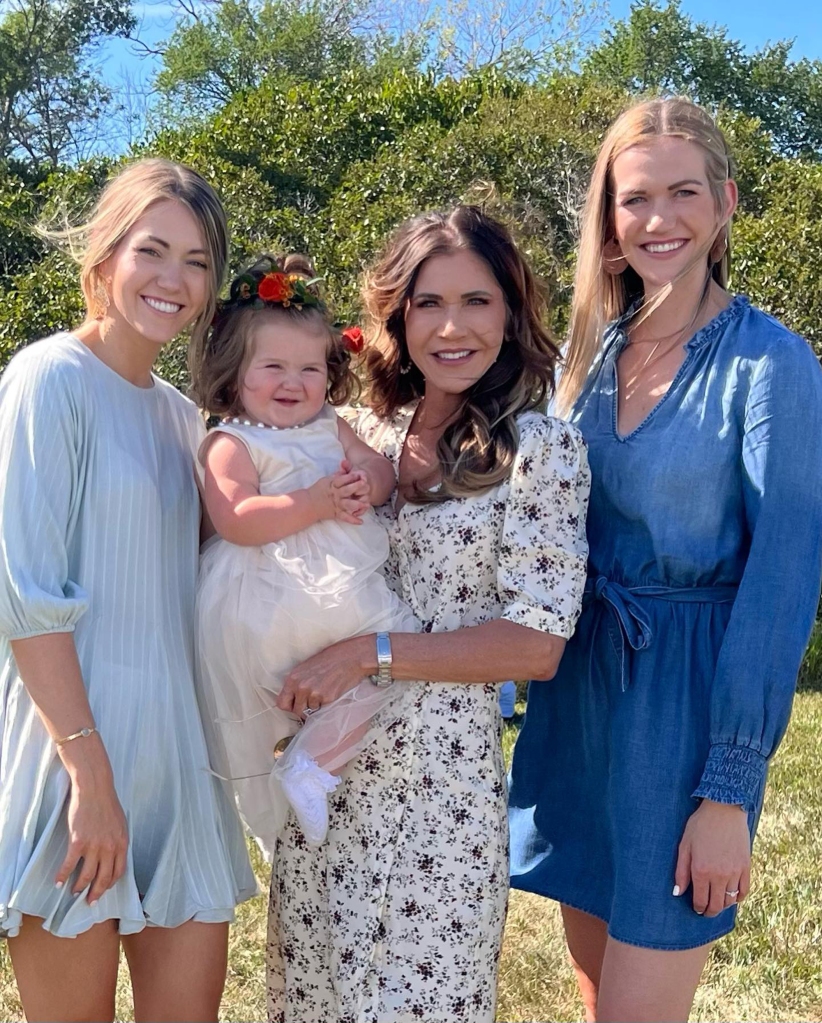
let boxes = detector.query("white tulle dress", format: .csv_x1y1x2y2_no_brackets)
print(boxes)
195,404,419,855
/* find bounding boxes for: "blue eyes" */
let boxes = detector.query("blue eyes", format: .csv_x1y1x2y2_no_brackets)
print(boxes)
137,247,208,270
623,190,697,207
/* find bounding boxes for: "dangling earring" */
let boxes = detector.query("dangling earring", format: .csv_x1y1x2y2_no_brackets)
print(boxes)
602,238,628,276
95,279,110,319
710,229,728,265
399,361,412,375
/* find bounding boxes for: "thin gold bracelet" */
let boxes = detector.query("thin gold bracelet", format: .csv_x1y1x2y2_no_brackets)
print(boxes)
54,726,97,747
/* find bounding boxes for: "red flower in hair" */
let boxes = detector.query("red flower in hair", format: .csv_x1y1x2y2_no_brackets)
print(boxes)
258,272,295,304
341,326,364,353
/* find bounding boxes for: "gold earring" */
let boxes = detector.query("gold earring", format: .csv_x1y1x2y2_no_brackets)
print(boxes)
603,238,628,276
94,280,110,319
710,230,728,264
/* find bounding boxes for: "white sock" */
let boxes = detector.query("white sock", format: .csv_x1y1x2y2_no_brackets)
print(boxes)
275,749,340,845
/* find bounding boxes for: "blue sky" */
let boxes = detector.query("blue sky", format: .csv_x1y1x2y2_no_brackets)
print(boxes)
103,0,822,96
608,0,821,60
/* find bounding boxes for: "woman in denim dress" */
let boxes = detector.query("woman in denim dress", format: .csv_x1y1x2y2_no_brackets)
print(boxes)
509,97,822,1021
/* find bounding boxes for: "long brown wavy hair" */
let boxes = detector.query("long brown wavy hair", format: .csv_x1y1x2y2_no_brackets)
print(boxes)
557,97,736,415
361,205,560,503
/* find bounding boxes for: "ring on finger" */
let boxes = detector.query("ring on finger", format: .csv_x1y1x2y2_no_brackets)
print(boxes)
303,707,317,717
724,888,740,899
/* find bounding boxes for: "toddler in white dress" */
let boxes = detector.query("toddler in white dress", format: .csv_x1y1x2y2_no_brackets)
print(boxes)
192,256,418,853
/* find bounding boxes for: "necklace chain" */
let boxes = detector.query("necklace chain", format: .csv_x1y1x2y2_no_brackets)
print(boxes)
621,328,688,403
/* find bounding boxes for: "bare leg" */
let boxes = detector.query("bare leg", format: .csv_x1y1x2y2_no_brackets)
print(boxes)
8,914,119,1023
596,936,712,1023
561,904,608,1023
123,920,229,1023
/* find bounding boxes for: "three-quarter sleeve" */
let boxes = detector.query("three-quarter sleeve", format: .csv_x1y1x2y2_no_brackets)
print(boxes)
497,415,590,639
0,348,89,639
693,339,822,811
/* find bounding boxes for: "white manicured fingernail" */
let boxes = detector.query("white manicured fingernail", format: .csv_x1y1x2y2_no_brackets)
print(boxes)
89,899,98,907
672,885,681,896
55,881,63,890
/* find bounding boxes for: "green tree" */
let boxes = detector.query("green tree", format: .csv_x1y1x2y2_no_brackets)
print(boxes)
153,0,420,122
584,0,822,159
734,160,822,355
374,0,605,79
0,0,136,168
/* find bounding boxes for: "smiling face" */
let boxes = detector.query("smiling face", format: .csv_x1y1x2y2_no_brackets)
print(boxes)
610,136,737,294
240,315,329,428
404,249,507,399
103,198,210,349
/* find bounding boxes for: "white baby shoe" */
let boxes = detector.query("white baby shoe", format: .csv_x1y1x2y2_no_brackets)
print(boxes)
276,750,340,845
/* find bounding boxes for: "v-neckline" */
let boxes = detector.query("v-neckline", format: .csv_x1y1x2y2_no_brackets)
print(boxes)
390,401,441,518
391,402,422,518
612,346,693,442
609,295,745,442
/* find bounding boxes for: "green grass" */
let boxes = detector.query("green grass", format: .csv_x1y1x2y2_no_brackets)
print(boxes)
2,636,821,1022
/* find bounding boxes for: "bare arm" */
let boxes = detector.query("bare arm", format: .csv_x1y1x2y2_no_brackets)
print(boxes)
384,620,564,683
276,621,566,718
277,416,589,718
203,432,368,546
337,417,396,507
10,633,128,902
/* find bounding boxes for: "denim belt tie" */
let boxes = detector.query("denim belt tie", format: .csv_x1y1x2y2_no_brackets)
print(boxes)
584,576,737,692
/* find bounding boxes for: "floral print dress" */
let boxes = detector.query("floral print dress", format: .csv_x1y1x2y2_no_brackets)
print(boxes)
266,405,590,1023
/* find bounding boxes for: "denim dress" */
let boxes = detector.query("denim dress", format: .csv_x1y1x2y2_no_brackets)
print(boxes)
509,296,822,950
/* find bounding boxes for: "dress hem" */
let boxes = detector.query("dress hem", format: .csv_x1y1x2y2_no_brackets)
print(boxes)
509,878,737,951
0,887,259,941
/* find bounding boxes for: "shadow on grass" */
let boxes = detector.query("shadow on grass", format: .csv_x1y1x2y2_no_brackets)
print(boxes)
502,710,526,729
797,622,822,693
797,668,822,694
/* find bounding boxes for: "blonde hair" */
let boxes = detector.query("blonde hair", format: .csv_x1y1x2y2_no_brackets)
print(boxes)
557,97,735,415
44,158,228,357
362,205,559,503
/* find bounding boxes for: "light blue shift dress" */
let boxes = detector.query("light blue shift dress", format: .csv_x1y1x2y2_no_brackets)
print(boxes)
0,333,256,939
509,297,822,949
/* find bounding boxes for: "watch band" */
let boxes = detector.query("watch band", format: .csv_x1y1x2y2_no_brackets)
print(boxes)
372,632,394,687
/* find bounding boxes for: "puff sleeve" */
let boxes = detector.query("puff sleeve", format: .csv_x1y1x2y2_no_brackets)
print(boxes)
497,415,590,639
0,347,89,639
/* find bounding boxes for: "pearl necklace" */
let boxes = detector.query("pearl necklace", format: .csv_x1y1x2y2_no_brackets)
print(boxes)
225,416,306,431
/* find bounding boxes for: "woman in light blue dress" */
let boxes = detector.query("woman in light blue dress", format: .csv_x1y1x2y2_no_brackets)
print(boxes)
509,98,822,1021
0,160,255,1022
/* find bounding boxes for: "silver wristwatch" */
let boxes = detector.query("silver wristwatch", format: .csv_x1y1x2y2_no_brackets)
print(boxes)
371,632,394,687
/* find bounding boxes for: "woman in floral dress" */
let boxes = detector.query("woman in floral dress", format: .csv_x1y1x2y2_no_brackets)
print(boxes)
266,206,591,1023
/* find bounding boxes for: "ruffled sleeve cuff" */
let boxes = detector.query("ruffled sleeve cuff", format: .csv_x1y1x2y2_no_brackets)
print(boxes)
0,581,89,641
692,743,768,813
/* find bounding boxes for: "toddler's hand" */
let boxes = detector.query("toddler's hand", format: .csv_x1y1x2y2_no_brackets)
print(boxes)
308,471,368,525
337,459,372,505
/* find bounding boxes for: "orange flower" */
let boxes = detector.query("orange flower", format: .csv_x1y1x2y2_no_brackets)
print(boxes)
258,272,294,303
341,326,364,353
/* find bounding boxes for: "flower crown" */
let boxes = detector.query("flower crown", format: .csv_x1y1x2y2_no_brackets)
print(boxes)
217,270,326,319
212,260,366,355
